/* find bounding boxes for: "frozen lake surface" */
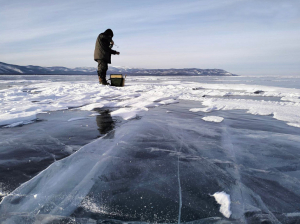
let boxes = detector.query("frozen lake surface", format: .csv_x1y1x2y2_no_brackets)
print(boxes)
0,75,300,223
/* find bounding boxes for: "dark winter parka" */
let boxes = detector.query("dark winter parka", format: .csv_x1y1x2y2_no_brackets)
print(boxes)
94,29,117,64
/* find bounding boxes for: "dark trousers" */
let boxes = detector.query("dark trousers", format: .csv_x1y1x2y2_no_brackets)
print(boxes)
97,60,108,80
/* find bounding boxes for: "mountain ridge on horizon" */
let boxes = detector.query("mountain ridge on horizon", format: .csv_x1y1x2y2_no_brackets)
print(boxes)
0,61,237,76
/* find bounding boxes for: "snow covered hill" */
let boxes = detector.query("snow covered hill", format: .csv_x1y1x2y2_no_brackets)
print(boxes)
0,61,236,76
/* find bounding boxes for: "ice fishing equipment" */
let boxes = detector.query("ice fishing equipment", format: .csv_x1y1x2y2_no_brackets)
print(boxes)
110,74,125,87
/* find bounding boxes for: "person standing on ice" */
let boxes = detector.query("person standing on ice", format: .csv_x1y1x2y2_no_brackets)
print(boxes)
94,29,120,85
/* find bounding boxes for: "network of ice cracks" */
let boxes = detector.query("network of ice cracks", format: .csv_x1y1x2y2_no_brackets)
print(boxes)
0,76,300,128
1,76,300,223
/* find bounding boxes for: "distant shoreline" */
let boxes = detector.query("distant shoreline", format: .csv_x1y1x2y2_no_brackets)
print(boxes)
0,61,237,76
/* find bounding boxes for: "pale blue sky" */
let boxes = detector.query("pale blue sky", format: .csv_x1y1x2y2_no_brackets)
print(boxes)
0,0,299,75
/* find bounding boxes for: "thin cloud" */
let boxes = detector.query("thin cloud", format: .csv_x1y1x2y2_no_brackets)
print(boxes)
0,0,299,76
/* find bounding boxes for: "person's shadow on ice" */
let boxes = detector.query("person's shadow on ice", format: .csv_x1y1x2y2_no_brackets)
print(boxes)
96,110,115,138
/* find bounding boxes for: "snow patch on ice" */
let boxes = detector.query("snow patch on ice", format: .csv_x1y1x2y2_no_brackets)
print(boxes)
80,101,118,111
68,117,89,122
201,98,300,126
202,116,224,123
79,103,105,111
3,119,36,128
158,99,178,105
287,123,300,128
189,106,217,113
212,191,231,218
89,113,99,117
111,108,146,120
281,96,300,103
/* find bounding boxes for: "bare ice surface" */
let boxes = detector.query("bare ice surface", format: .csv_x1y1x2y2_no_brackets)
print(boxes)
0,108,122,199
0,75,300,223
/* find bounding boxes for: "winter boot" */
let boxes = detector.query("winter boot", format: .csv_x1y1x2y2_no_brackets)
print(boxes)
98,76,103,84
99,77,109,85
102,79,109,85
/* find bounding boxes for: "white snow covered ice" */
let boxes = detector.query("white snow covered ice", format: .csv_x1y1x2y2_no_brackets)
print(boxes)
1,76,300,127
